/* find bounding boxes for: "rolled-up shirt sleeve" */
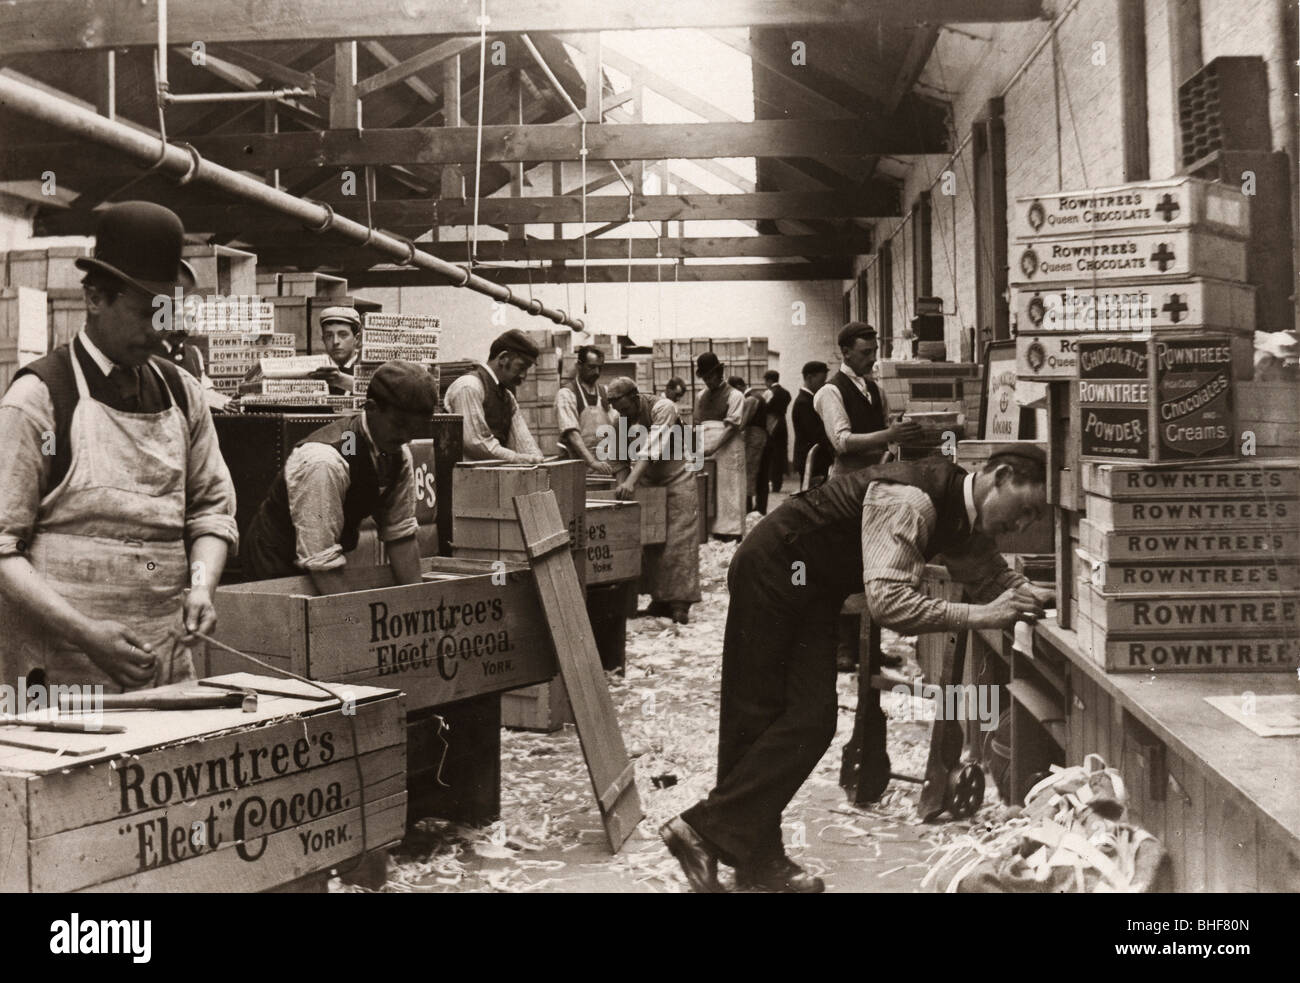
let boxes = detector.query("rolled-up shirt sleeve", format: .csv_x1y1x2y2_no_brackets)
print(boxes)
445,373,538,463
555,385,580,436
0,375,55,557
377,446,419,543
180,371,239,549
861,482,974,634
813,384,853,456
284,443,351,571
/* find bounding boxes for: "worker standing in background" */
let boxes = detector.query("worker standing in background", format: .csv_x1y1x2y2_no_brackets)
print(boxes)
791,360,830,489
760,370,791,495
557,344,617,473
695,353,746,541
0,201,237,691
661,449,1053,893
443,329,544,464
606,377,701,624
663,377,687,404
241,361,435,591
732,376,768,516
160,259,231,412
310,306,363,395
815,322,921,479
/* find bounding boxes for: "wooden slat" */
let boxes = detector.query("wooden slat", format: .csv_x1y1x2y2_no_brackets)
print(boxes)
1182,762,1207,892
0,775,29,891
330,42,359,129
1164,751,1187,890
355,38,479,98
1067,667,1086,764
513,490,642,852
1257,826,1300,892
0,1,1049,57
1206,780,1259,892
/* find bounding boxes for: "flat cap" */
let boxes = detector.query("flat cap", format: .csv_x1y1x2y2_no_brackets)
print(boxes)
801,360,829,376
983,441,1048,468
695,351,721,376
606,376,638,400
489,328,540,361
367,360,439,415
837,321,878,348
319,306,362,329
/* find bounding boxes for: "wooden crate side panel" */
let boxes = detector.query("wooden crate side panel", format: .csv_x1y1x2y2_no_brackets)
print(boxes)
79,791,406,893
27,699,403,838
1163,750,1187,891
33,748,405,893
305,573,556,707
1178,757,1208,892
0,775,29,892
1205,779,1259,892
211,589,308,668
1257,826,1300,892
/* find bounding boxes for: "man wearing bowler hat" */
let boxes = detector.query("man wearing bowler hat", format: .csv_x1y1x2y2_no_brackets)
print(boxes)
241,361,437,593
0,201,238,691
443,328,545,464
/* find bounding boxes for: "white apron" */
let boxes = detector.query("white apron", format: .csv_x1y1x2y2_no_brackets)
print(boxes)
701,420,746,537
3,353,195,690
574,382,612,458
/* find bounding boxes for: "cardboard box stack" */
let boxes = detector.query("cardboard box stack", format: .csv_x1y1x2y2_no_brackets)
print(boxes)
1074,459,1300,674
355,311,440,408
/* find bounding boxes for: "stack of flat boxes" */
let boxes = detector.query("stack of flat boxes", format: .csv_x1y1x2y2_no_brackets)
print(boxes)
651,337,767,424
189,297,287,398
514,328,570,455
1075,460,1300,674
356,311,440,413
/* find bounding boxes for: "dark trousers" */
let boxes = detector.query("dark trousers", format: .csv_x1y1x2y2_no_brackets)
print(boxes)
682,530,842,867
764,430,788,493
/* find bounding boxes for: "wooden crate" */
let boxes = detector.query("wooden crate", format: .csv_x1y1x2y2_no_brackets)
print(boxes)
0,286,47,355
748,337,769,360
1010,228,1247,286
0,675,406,892
183,243,257,296
1237,381,1300,457
1082,458,1300,499
452,459,585,554
211,558,556,710
587,481,667,545
258,271,349,298
584,500,642,584
46,289,86,350
1074,607,1299,673
1075,579,1300,646
502,677,573,732
711,338,747,362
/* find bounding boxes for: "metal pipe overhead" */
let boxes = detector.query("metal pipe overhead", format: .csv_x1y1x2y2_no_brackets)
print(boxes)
0,71,586,330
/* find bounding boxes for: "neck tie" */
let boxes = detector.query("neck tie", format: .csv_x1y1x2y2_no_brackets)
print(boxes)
109,365,141,411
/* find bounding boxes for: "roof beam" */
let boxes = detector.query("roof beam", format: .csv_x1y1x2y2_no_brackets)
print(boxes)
37,190,897,237
348,261,852,287
211,44,334,98
355,38,480,99
0,2,1049,57
248,233,870,267
707,29,861,119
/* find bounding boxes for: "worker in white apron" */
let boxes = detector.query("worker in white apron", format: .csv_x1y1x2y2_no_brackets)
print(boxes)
557,344,618,472
694,352,747,540
0,201,238,692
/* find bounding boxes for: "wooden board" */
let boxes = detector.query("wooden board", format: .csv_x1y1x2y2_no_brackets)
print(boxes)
1012,178,1250,240
1011,228,1247,285
583,500,642,585
0,677,406,892
513,490,642,852
1076,582,1300,636
1082,458,1299,499
1085,494,1296,529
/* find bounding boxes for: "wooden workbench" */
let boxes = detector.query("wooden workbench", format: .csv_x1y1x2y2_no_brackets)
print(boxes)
1029,618,1300,892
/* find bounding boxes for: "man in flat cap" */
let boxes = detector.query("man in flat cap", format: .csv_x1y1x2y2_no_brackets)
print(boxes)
311,306,363,395
662,446,1052,893
241,360,436,592
694,352,747,540
443,328,544,464
792,360,831,489
605,377,701,624
0,201,238,691
815,322,922,480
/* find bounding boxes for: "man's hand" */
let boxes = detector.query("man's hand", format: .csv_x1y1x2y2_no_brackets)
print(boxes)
589,459,615,477
1024,583,1056,608
80,620,157,689
180,587,217,645
981,586,1046,629
614,479,638,501
887,419,925,443
522,453,545,465
311,367,354,393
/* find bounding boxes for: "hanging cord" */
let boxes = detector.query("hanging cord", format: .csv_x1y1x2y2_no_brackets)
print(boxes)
470,0,489,265
580,118,589,314
195,631,378,879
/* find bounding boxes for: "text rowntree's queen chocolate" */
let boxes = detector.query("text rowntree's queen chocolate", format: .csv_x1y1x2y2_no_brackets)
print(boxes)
1076,333,1237,464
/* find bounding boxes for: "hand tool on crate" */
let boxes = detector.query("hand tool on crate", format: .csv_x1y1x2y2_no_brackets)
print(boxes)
0,715,126,734
58,690,254,712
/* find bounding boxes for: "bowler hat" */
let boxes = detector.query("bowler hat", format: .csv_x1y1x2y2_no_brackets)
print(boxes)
367,360,439,415
75,201,186,298
695,351,721,377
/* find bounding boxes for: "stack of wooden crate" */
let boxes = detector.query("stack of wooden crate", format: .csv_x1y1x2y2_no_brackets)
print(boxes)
183,243,258,296
3,244,92,351
0,286,47,391
1074,459,1300,674
256,272,351,355
877,360,982,421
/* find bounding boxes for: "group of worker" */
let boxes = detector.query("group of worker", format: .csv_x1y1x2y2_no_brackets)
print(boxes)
0,200,1054,896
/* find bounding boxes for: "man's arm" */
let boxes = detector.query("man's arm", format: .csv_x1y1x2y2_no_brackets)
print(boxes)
386,536,423,585
508,392,545,460
375,447,424,585
285,443,354,594
940,532,1029,604
700,388,743,456
556,387,611,472
445,374,540,463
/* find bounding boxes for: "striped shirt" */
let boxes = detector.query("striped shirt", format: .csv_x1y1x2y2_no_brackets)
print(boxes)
861,475,1026,634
